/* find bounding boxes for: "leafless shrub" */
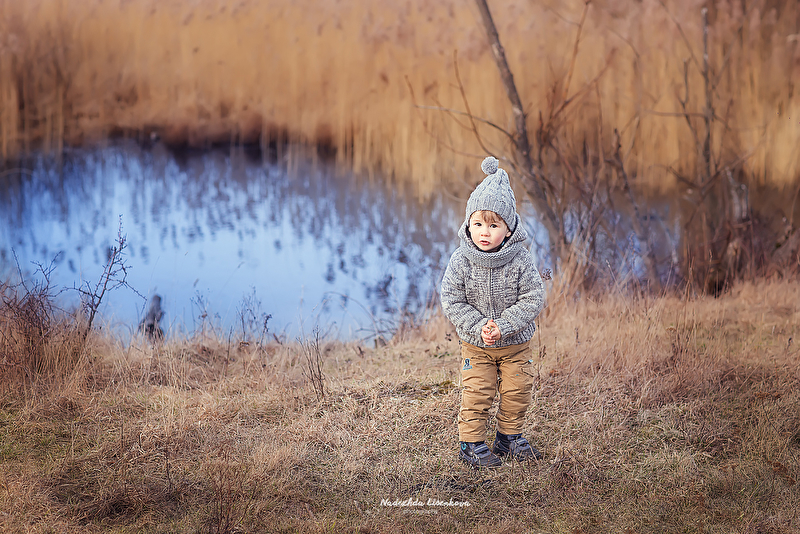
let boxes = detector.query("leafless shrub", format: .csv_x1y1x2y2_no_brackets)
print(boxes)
75,217,141,343
236,287,272,347
0,218,139,390
301,328,325,400
191,290,219,341
416,0,798,299
204,442,261,534
0,255,82,387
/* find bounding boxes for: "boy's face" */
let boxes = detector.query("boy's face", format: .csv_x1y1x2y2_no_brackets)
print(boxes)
468,211,511,252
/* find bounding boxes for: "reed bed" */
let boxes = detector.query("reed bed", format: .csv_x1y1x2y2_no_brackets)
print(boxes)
1,0,797,193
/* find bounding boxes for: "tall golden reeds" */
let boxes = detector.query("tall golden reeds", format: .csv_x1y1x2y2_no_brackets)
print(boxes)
0,0,797,192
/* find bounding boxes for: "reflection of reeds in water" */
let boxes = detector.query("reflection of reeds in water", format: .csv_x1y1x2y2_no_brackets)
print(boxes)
1,0,798,191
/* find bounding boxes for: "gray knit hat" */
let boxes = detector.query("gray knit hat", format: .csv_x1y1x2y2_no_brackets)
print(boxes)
465,156,518,232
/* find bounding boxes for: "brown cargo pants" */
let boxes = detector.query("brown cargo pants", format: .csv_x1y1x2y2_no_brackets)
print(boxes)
458,340,534,443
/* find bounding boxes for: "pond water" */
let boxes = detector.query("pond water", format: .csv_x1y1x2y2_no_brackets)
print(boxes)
4,141,706,343
1,142,480,342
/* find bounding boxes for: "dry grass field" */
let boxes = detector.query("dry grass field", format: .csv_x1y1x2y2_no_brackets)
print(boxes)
2,1,799,531
1,278,798,533
1,0,798,191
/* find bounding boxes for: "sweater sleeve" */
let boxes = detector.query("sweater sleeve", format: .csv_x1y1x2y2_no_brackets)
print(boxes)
440,251,487,339
494,254,545,339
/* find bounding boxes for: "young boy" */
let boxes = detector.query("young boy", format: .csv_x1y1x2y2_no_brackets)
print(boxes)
440,156,546,468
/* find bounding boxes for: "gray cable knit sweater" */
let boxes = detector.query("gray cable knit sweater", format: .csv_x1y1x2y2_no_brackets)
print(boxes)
440,213,545,348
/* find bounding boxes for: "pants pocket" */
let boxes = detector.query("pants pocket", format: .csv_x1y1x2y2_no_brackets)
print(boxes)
520,357,536,379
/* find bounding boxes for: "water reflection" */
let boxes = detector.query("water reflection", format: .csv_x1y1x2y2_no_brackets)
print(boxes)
0,142,462,340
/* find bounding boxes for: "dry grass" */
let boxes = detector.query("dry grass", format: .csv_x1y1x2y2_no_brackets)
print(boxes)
0,278,88,392
1,277,798,532
1,0,798,192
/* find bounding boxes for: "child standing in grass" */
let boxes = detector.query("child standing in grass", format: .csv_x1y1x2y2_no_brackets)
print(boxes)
440,156,546,468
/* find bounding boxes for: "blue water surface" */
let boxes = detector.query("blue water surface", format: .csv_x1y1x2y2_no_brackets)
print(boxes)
1,142,467,342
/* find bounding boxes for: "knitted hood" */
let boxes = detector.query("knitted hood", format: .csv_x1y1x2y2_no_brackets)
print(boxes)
463,156,519,232
457,156,527,267
457,212,529,269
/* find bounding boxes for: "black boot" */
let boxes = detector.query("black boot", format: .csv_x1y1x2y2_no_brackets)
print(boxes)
492,432,542,461
458,441,502,468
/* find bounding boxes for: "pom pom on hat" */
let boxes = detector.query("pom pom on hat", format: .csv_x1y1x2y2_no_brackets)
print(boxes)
465,156,518,232
481,156,498,175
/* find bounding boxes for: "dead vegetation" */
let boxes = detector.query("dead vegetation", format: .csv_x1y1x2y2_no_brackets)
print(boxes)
2,0,798,297
0,0,798,193
441,0,800,301
1,276,798,533
1,1,799,530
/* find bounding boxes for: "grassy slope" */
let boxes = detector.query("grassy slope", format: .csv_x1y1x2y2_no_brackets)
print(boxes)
1,279,799,533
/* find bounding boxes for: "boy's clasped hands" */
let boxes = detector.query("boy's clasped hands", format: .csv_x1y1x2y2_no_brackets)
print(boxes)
481,319,501,346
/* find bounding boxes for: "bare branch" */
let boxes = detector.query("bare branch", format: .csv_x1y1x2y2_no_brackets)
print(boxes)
701,7,713,183
404,75,494,160
453,50,495,156
677,60,704,172
657,0,702,73
473,0,561,246
643,109,707,119
606,129,661,290
412,105,514,140
655,164,699,189
680,145,758,229
75,216,144,342
562,1,591,102
549,50,615,126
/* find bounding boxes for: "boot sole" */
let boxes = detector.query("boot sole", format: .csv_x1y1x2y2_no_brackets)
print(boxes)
458,454,502,468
